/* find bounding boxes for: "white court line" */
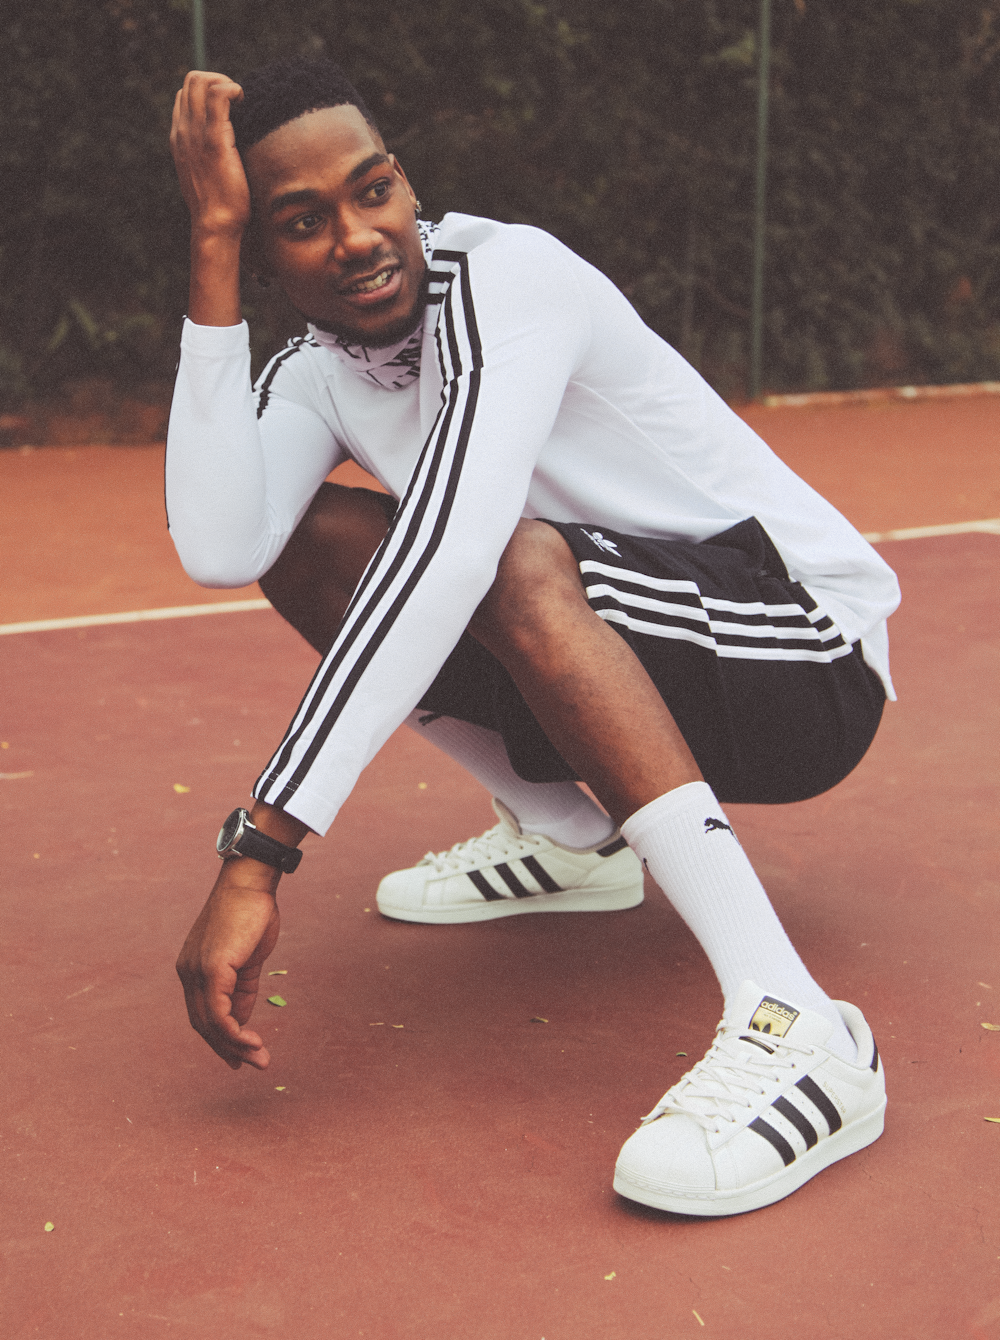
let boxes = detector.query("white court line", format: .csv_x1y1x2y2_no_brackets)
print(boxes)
1,519,998,638
0,598,271,637
861,518,1000,542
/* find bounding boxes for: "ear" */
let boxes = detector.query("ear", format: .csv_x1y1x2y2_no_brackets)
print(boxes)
389,154,419,210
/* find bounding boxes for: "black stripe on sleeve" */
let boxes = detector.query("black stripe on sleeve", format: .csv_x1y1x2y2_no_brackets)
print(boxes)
254,282,462,795
255,257,488,809
748,1116,796,1166
255,337,311,419
795,1075,843,1134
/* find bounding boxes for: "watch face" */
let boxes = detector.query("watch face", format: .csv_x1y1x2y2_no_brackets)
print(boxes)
217,808,245,855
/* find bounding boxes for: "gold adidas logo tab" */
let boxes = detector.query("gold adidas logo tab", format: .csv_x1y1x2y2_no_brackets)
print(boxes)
749,995,800,1037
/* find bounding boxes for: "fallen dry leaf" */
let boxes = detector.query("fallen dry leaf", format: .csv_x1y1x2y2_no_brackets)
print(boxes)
676,1051,688,1057
267,995,287,1007
172,783,191,794
530,1016,549,1024
44,1222,54,1232
984,1117,1000,1124
268,970,288,976
275,1086,286,1092
391,1024,404,1029
693,1311,705,1327
981,1022,1000,1031
604,1272,616,1281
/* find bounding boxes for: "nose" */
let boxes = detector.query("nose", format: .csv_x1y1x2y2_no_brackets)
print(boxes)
332,209,384,266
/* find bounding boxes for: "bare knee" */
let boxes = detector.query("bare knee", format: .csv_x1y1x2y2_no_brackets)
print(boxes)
293,482,391,557
469,520,584,652
262,484,391,590
260,483,393,653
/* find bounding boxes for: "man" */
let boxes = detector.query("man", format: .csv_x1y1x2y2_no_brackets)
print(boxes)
168,54,898,1217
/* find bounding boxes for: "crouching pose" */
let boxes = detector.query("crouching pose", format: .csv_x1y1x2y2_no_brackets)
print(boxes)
168,55,899,1217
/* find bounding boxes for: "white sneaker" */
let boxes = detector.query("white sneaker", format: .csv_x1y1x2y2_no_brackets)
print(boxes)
613,980,886,1217
376,799,644,924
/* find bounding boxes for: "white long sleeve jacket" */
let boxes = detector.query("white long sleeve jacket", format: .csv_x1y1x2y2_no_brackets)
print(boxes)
166,213,900,834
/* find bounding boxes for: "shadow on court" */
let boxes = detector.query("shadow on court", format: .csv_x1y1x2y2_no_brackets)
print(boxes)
2,401,999,1339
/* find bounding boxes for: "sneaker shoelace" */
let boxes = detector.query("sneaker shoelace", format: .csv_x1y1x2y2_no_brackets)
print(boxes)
642,1024,817,1136
418,822,547,874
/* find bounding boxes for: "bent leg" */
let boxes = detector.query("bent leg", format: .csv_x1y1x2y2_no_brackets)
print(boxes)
468,519,858,1060
468,519,702,828
259,488,611,845
259,482,395,654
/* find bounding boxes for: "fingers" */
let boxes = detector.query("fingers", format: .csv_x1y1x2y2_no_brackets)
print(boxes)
184,968,271,1070
177,876,282,1070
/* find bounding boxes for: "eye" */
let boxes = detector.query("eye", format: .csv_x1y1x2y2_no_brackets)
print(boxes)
289,212,322,233
363,177,393,203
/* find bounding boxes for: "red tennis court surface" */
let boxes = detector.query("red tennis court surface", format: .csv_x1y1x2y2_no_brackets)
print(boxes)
2,397,999,1339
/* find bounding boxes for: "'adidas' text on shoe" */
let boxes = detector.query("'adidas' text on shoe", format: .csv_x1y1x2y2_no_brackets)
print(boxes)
613,980,886,1216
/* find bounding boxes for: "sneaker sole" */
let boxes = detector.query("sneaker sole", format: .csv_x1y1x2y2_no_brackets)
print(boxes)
377,881,645,924
612,1098,886,1217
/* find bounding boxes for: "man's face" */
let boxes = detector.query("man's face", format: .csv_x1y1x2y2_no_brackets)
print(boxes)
244,105,427,348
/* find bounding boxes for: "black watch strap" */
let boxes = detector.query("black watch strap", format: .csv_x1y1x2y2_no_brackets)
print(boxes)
217,808,302,874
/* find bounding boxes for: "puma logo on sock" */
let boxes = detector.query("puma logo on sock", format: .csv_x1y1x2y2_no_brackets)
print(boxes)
704,817,735,836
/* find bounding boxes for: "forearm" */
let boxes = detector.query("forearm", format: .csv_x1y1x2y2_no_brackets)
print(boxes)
188,228,244,327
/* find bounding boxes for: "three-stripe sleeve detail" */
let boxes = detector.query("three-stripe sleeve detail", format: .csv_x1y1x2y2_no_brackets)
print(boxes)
253,252,483,809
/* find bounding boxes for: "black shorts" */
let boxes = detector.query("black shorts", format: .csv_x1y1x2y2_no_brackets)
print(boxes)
416,516,885,805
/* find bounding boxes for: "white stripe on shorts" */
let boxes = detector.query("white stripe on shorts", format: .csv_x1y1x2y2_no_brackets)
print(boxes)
579,560,853,664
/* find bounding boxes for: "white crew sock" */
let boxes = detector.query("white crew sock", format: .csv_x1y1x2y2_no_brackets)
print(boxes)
404,711,615,849
621,781,857,1062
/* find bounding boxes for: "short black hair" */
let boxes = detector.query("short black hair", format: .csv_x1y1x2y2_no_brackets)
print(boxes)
231,55,379,156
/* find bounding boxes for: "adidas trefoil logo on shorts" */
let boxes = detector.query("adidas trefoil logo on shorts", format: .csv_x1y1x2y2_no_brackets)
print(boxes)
582,530,621,556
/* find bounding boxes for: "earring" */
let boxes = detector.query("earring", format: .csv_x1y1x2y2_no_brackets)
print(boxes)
414,200,423,215
255,275,271,289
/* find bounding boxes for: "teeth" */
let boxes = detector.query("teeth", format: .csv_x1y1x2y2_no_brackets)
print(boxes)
349,268,393,294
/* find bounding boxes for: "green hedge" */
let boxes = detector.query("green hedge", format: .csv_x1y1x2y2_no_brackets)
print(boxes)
3,0,999,408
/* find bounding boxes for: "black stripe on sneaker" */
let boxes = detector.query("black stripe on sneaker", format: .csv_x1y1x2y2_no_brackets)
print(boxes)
597,836,628,857
467,870,505,901
795,1074,843,1134
870,1038,879,1073
772,1096,819,1150
519,855,561,894
748,1117,796,1167
493,862,535,899
595,836,627,857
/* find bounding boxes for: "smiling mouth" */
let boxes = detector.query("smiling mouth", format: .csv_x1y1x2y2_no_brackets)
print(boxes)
342,266,398,296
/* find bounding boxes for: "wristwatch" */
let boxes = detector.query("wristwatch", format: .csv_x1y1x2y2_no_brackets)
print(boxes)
216,808,302,874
